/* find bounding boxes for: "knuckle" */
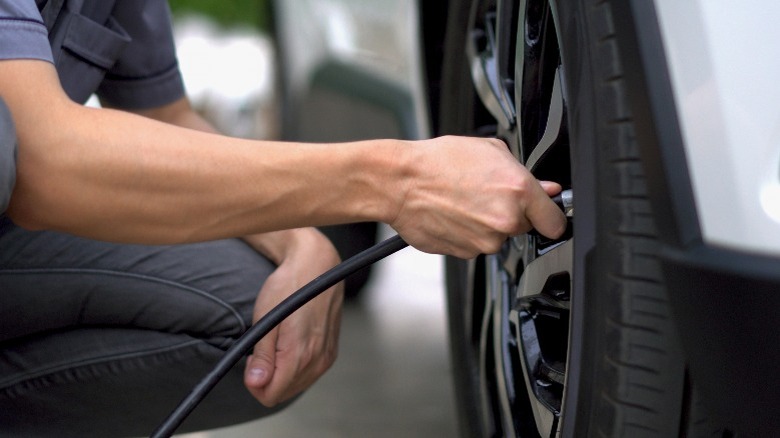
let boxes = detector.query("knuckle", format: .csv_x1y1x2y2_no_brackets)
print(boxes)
252,349,274,367
478,236,503,255
512,174,533,196
490,138,508,149
487,212,520,236
299,347,316,368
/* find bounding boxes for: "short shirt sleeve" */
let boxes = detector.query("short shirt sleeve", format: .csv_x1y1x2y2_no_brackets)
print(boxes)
96,0,185,109
0,98,16,214
0,0,54,63
0,0,46,214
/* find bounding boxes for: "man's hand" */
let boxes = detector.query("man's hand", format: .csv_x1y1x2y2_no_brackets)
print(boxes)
389,136,567,259
241,228,343,406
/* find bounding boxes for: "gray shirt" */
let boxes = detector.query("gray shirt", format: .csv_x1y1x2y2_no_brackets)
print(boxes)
0,0,186,213
0,99,15,214
0,0,185,107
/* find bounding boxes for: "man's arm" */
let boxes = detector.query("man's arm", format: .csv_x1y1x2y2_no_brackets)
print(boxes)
3,60,397,242
1,59,566,258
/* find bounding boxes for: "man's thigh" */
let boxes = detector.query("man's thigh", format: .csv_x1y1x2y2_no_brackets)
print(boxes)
0,218,281,436
0,217,274,343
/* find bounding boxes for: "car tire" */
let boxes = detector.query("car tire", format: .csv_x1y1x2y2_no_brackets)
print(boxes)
439,0,726,436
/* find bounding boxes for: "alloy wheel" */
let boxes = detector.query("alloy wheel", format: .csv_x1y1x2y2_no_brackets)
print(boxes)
464,1,574,436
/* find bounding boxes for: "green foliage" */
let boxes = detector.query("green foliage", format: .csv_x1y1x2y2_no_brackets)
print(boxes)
168,0,270,30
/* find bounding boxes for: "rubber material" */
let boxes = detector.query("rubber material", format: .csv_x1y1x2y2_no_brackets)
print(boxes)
609,0,700,248
150,234,409,438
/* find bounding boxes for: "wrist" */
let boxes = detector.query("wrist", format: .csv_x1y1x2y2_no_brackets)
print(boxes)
242,228,304,264
243,227,336,265
354,139,413,225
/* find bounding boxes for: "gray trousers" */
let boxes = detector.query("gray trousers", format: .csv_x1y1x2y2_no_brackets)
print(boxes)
0,216,287,437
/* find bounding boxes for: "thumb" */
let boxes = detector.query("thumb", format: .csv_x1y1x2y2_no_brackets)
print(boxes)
528,181,567,239
539,180,562,197
244,327,278,390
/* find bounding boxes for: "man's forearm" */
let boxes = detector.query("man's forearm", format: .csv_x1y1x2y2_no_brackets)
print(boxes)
5,63,402,243
126,96,338,263
12,108,402,243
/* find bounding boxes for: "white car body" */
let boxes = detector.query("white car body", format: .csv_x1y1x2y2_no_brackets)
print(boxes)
655,0,780,256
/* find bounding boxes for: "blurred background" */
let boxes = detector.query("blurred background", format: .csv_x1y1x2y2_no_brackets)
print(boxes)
164,2,458,437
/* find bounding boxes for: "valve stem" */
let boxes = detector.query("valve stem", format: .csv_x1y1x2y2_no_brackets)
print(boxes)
551,189,573,216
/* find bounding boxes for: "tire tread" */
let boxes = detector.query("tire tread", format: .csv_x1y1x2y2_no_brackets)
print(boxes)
587,1,687,436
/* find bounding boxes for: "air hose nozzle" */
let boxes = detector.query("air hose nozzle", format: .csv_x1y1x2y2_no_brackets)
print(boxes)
551,189,573,215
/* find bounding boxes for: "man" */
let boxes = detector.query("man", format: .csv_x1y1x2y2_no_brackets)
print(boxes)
0,1,566,436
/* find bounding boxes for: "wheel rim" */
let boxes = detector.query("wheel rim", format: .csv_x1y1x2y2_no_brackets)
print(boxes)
465,1,573,436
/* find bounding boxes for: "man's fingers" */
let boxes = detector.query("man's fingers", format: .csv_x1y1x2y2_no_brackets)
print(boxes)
539,180,562,196
527,184,567,239
255,350,303,406
244,327,278,392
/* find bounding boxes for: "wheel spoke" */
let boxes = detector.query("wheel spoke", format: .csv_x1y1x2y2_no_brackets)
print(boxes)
467,0,516,130
503,235,530,283
510,308,559,438
510,239,571,436
517,239,573,305
460,258,479,345
526,67,564,172
488,255,519,436
479,257,499,436
516,0,561,164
